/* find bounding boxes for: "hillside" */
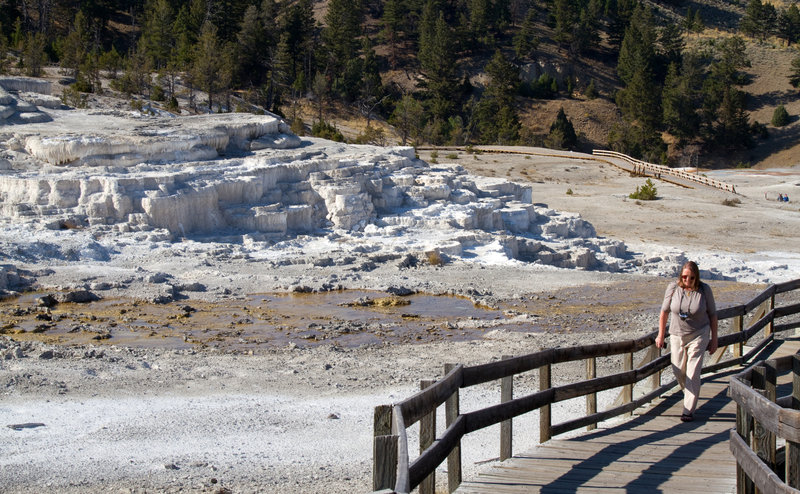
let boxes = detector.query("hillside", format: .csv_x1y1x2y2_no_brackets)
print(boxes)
6,0,800,169
297,0,800,170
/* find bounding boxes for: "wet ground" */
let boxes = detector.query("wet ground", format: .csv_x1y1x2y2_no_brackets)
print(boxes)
0,279,773,353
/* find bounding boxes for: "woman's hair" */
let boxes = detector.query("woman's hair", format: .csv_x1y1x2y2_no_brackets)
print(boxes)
678,261,701,290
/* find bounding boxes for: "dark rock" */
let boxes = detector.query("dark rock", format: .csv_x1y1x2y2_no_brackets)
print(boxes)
37,294,58,307
7,422,45,430
56,290,101,304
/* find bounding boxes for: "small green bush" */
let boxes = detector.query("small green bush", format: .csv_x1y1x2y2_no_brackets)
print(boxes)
311,120,344,142
629,178,658,200
446,153,458,159
566,188,573,195
151,85,166,102
722,197,741,207
772,105,790,127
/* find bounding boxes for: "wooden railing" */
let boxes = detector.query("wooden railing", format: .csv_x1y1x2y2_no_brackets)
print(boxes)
372,279,800,494
729,311,800,494
592,149,738,194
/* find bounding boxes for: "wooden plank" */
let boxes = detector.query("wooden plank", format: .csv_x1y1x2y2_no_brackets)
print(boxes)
455,367,744,494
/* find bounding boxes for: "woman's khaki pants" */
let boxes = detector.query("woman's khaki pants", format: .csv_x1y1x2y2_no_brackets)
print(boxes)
670,328,710,415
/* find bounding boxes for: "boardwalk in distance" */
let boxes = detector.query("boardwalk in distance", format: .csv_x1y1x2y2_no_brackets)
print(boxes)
456,338,800,494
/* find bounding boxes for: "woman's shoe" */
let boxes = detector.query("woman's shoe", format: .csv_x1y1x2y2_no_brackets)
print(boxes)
680,413,694,422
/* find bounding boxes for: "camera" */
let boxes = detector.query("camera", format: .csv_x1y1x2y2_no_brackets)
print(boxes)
679,311,689,320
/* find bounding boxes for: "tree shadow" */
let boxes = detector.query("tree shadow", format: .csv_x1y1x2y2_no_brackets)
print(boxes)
749,89,798,112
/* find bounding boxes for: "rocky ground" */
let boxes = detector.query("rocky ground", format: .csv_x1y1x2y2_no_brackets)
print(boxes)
2,146,800,493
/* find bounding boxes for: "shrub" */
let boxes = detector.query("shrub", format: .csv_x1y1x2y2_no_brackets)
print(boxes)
722,197,741,207
60,86,87,109
629,178,658,200
585,79,598,99
426,251,443,266
772,105,790,127
311,120,344,142
566,188,573,195
290,117,305,136
446,153,458,159
354,125,386,145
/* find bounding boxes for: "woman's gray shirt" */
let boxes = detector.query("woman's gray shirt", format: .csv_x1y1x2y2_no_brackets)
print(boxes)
661,281,716,337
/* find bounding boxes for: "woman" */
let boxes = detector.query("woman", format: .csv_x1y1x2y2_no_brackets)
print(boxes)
655,261,718,422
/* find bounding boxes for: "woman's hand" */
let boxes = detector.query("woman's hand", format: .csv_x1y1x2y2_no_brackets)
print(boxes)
656,334,666,349
707,337,718,354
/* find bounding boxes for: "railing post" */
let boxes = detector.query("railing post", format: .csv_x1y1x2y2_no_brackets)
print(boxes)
733,315,743,359
373,405,398,491
789,356,800,488
419,380,436,494
736,401,755,494
752,365,777,473
648,345,661,392
444,363,461,493
766,293,775,337
623,351,633,417
586,356,597,431
500,355,513,460
540,363,551,443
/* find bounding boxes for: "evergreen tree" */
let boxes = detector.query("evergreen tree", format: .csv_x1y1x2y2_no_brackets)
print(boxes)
513,7,540,61
778,5,800,45
382,0,406,68
22,31,47,77
236,4,270,87
617,4,657,87
277,0,316,93
740,0,777,40
772,104,790,126
140,0,175,70
616,4,660,131
192,21,232,111
715,87,752,150
60,11,90,79
358,37,384,124
659,23,684,69
789,55,800,87
547,107,578,149
418,4,459,121
390,93,425,145
323,0,364,68
472,50,521,144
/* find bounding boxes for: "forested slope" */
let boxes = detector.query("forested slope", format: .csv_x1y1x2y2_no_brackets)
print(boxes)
3,0,800,168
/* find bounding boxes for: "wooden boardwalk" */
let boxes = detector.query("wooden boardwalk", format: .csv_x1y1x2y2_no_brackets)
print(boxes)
456,337,800,494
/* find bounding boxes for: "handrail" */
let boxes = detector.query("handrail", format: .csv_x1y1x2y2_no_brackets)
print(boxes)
592,149,739,194
372,279,800,493
729,350,800,492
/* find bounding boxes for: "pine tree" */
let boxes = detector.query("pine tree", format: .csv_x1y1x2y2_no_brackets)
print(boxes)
60,11,90,79
789,55,800,88
716,87,752,150
662,61,700,142
513,7,540,61
358,37,384,124
472,50,521,144
778,5,800,45
772,104,790,126
418,4,459,121
740,0,777,40
140,0,175,70
382,0,406,68
22,31,47,77
390,93,425,145
192,21,232,111
548,107,578,149
236,4,270,87
616,4,660,131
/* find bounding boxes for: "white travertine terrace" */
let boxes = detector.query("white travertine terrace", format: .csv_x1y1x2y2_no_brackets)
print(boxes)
0,78,628,271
